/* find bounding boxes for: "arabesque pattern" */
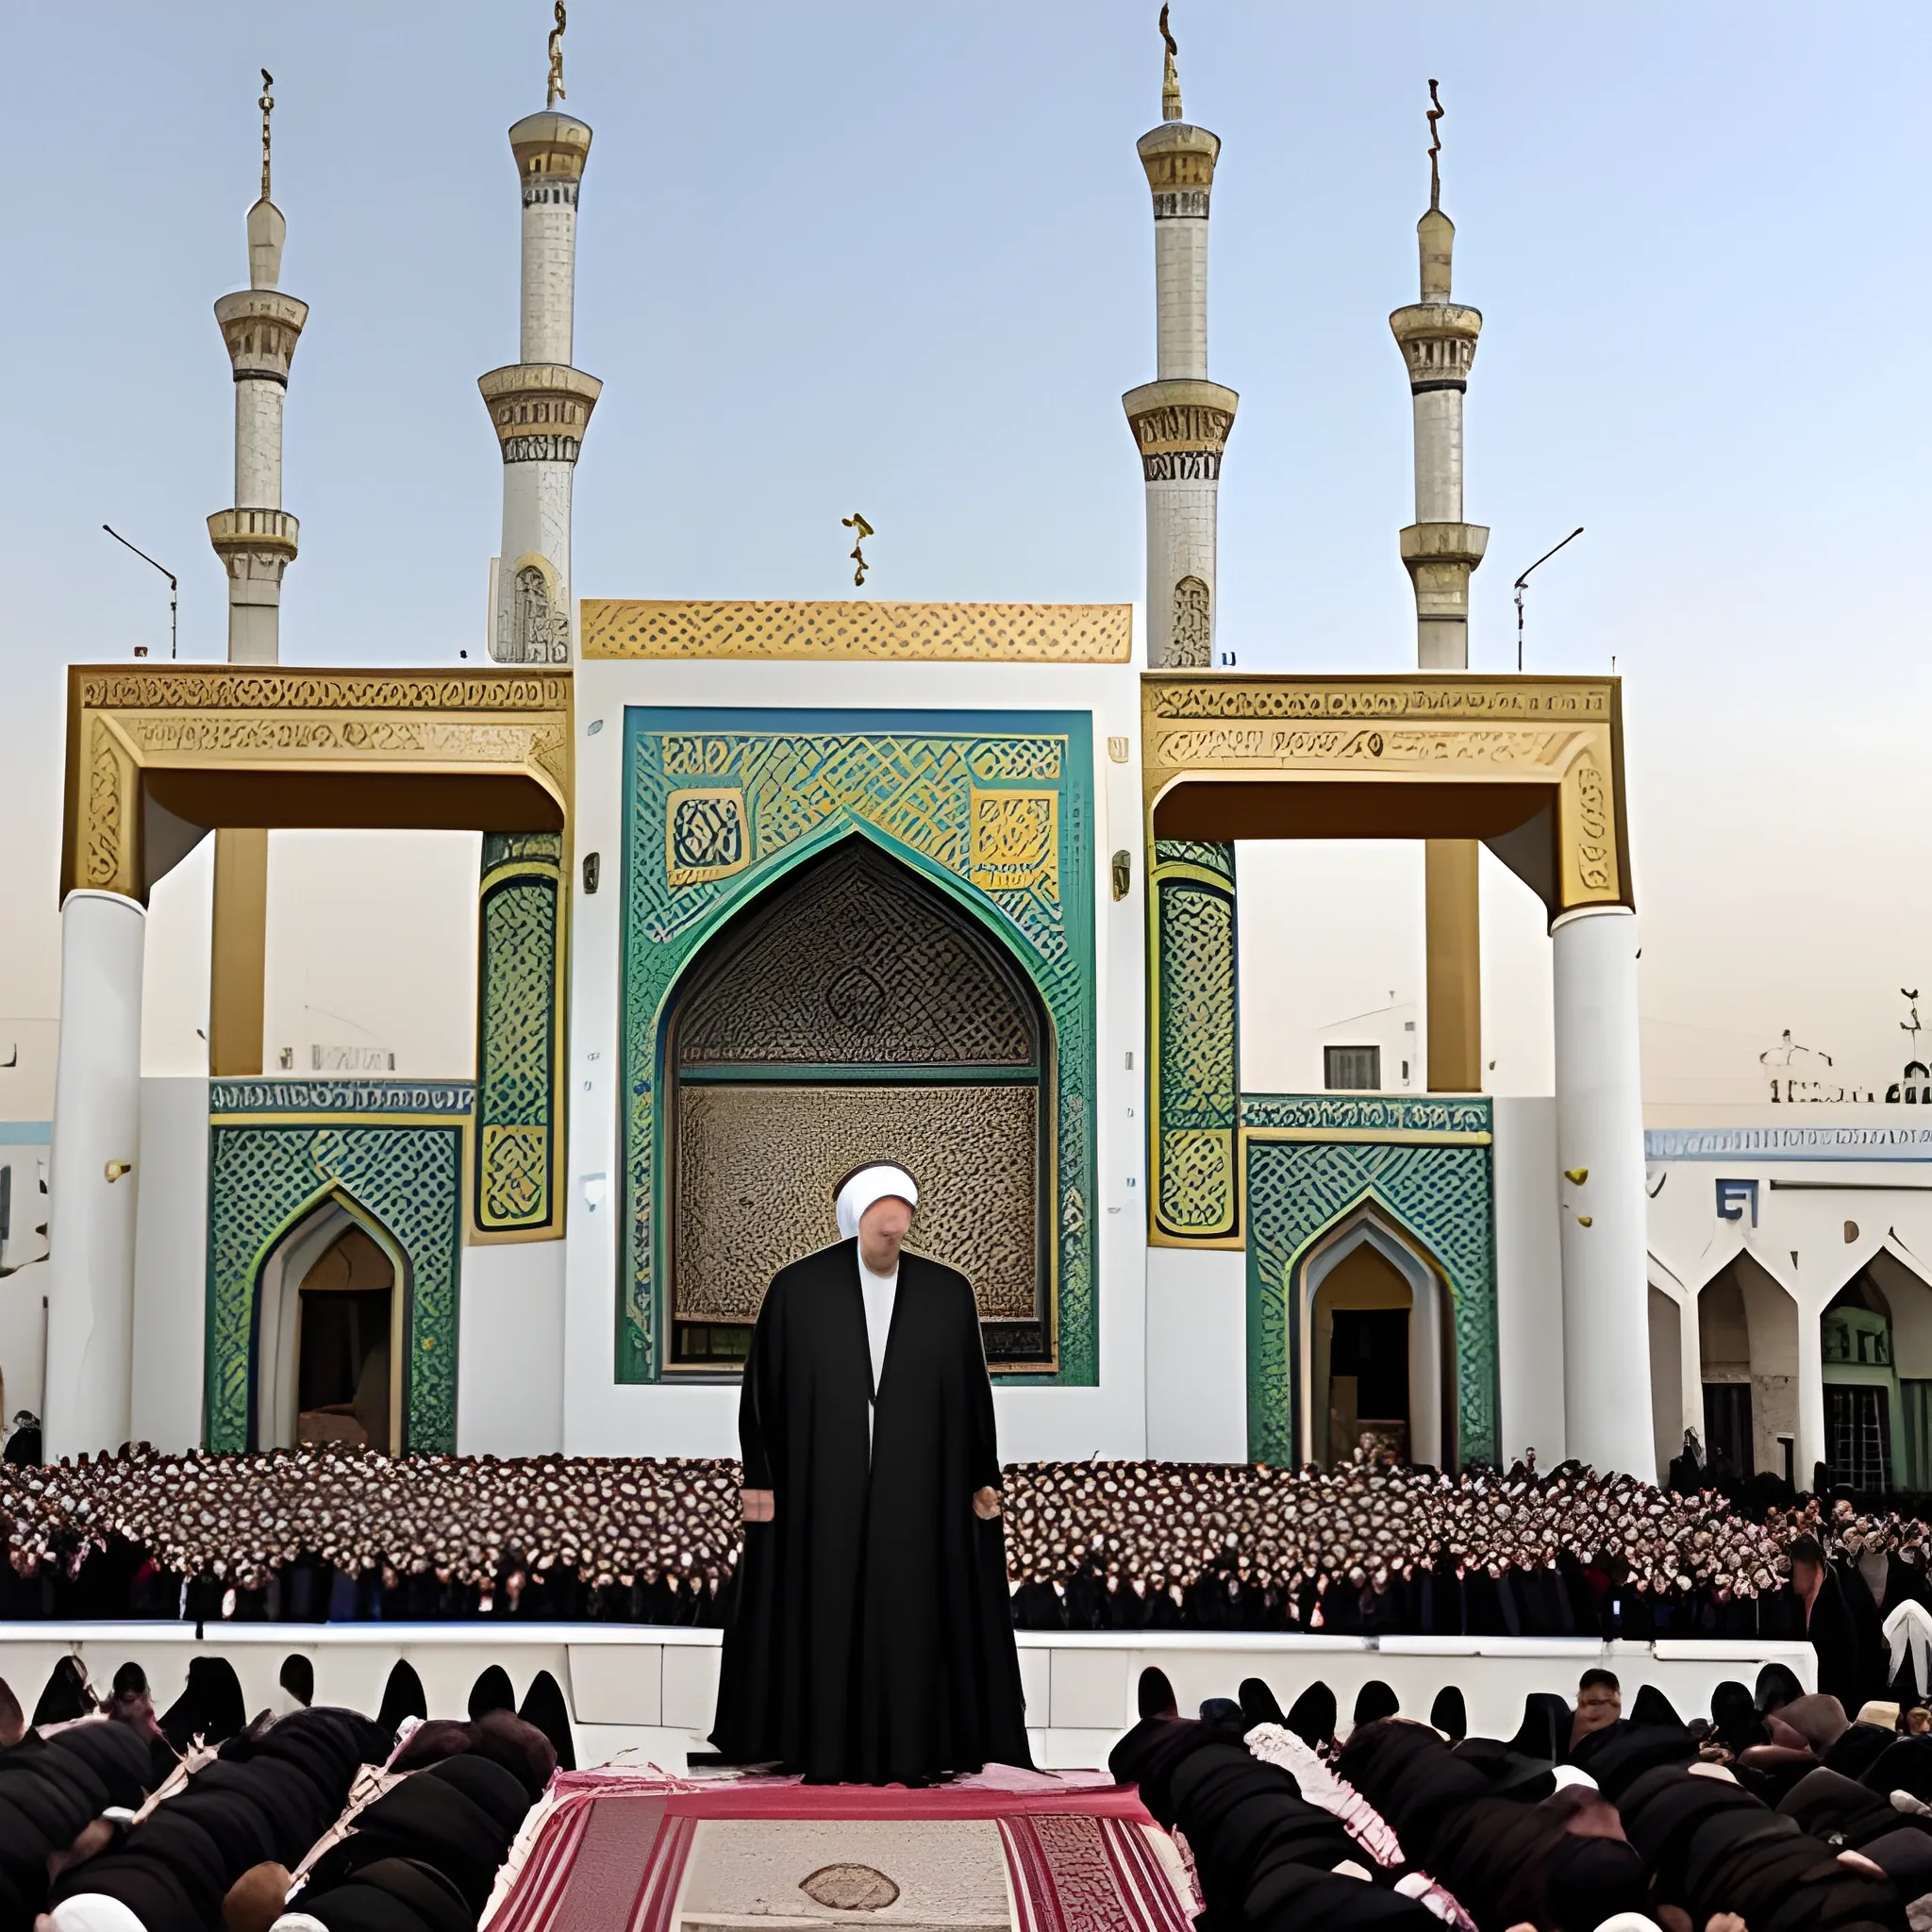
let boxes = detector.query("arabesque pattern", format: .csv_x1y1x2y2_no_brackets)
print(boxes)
1150,841,1239,1241
1244,1105,1497,1470
621,708,1096,1385
475,832,564,1235
205,1082,471,1453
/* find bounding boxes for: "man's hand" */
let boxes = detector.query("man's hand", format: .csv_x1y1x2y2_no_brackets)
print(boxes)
741,1489,774,1523
973,1487,1002,1521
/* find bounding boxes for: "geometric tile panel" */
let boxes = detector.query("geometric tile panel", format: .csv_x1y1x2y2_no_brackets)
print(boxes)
475,832,565,1238
205,1080,473,1454
1244,1094,1498,1470
1149,841,1239,1241
620,708,1097,1386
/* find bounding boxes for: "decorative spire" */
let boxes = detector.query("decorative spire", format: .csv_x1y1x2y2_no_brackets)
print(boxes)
1426,76,1442,210
258,69,274,201
1417,78,1455,302
1159,5,1182,122
546,2,567,108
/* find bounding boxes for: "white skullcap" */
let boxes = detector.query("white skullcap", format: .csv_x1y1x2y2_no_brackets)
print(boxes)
835,1163,919,1241
49,1900,152,1932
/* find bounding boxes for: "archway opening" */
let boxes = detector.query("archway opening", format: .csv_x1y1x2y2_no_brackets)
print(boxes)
1698,1255,1797,1483
1865,1248,1932,1490
1823,1266,1903,1493
296,1224,394,1451
1300,1213,1454,1469
662,839,1053,1373
253,1204,403,1452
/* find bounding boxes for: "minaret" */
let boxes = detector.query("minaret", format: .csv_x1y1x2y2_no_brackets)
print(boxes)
1122,8,1237,669
208,70,306,665
1392,84,1488,1094
208,72,304,1079
1390,82,1486,668
480,4,601,663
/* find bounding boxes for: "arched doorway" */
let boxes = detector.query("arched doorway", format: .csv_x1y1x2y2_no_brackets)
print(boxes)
253,1203,403,1452
1822,1264,1911,1493
1299,1210,1454,1468
663,840,1052,1373
1697,1255,1797,1482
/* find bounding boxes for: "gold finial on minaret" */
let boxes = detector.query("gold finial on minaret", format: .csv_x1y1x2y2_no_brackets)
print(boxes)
258,69,274,201
1426,77,1443,210
1158,5,1182,122
546,2,567,108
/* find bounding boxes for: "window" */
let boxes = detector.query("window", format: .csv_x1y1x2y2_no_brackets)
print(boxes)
1325,1045,1381,1091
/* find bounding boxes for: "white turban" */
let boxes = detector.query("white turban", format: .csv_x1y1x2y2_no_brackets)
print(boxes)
49,1900,152,1932
835,1164,919,1241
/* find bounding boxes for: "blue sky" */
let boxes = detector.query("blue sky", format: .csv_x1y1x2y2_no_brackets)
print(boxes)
4,3,1929,1104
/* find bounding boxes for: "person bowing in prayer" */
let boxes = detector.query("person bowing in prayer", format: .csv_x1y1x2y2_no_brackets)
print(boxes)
710,1160,1032,1785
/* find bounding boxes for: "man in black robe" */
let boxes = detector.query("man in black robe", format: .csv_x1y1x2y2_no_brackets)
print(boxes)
710,1162,1032,1784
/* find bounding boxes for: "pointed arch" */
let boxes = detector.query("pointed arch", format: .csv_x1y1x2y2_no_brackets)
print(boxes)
1288,1195,1458,1469
246,1185,409,1453
656,832,1054,1372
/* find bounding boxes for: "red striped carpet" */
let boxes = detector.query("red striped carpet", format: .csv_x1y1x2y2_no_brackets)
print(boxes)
484,1768,1198,1932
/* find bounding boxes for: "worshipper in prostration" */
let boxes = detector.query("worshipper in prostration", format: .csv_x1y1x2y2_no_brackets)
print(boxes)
709,1161,1032,1785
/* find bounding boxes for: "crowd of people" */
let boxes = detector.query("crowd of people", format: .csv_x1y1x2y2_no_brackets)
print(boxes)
0,1648,560,1932
1,1439,1931,1689
1116,1657,1932,1929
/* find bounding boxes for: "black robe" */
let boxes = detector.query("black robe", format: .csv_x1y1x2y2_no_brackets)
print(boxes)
709,1240,1032,1784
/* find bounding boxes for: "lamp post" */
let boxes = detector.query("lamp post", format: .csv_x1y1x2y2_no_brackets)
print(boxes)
1512,525,1583,672
102,525,178,660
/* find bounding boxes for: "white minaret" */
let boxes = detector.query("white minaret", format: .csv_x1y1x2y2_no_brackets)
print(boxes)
481,8,601,663
1393,84,1489,1093
208,71,306,665
1122,11,1237,670
1390,83,1486,668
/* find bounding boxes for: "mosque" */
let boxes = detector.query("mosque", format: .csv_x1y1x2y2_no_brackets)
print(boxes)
16,18,1932,1508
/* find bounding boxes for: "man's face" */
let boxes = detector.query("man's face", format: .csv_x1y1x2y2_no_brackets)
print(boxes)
858,1194,913,1271
1574,1681,1622,1737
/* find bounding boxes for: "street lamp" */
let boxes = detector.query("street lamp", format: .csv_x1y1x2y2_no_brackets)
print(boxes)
1512,525,1583,673
103,525,178,660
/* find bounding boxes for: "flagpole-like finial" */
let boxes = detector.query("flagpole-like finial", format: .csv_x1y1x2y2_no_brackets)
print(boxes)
1426,77,1443,210
546,2,567,108
258,69,275,201
1159,5,1182,122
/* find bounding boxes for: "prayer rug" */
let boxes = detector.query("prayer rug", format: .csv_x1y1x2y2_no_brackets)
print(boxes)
484,1768,1197,1932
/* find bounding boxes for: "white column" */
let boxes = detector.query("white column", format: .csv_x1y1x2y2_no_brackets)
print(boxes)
1552,905,1654,1474
1795,1305,1827,1489
44,891,146,1462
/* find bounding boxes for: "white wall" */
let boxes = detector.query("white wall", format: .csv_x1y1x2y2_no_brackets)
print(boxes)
1493,1096,1564,1464
260,831,482,1077
561,657,1150,1462
1238,841,1423,1093
1237,843,1555,1099
0,1134,50,1276
129,1076,209,1451
141,840,212,1077
1145,1247,1247,1461
458,1240,566,1457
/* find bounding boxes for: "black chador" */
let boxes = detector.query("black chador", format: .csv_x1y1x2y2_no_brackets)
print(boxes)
710,1238,1033,1784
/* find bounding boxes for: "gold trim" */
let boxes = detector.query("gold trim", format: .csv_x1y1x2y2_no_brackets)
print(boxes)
61,666,573,904
580,600,1134,663
1141,672,1630,919
210,828,269,1078
207,1111,474,1128
1242,1127,1493,1147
